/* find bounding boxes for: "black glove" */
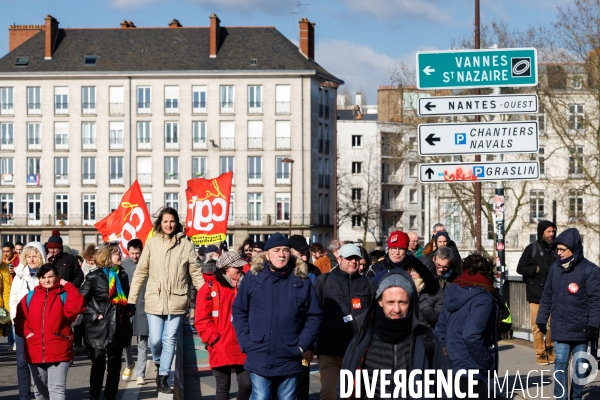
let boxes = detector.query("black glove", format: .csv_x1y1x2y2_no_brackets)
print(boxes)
126,304,136,317
537,323,547,335
585,325,598,342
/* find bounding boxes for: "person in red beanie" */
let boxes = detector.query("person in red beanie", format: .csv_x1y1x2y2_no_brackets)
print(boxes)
370,231,414,283
45,230,84,288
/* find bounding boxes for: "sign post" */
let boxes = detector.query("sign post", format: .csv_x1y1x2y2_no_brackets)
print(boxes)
419,161,540,184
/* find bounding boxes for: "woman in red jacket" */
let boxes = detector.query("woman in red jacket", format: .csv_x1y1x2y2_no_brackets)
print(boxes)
195,252,251,400
14,263,86,400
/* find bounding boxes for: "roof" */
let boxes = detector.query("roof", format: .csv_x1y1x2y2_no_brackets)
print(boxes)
0,27,342,83
337,109,378,121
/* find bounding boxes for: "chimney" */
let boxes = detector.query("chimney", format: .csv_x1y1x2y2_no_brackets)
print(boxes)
120,20,136,29
44,15,59,60
355,92,362,106
299,18,315,60
8,24,44,52
209,13,220,58
169,19,182,28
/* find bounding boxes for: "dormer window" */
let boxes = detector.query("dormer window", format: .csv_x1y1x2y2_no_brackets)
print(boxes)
15,57,29,66
84,55,98,66
251,59,257,66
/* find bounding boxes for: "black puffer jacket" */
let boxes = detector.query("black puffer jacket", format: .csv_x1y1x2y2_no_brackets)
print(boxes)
516,220,557,303
51,251,84,288
405,257,445,330
79,268,132,349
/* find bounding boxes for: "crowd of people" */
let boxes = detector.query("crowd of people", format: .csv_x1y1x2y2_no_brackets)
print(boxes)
0,214,599,400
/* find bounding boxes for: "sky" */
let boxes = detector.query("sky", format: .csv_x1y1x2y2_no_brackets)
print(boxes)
0,0,571,102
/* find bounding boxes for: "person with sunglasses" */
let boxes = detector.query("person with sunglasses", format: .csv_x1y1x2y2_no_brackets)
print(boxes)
536,228,600,400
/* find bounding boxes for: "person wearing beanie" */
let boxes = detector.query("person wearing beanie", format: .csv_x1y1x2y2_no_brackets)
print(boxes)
289,235,321,283
232,232,322,399
250,241,265,260
341,269,448,398
371,231,420,284
45,230,84,288
535,228,600,400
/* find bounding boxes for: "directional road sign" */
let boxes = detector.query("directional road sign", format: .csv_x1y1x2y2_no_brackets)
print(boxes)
418,94,538,117
416,48,538,90
418,121,538,156
419,161,540,183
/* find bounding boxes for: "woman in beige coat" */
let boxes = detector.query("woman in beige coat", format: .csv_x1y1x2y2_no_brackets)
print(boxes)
127,207,204,394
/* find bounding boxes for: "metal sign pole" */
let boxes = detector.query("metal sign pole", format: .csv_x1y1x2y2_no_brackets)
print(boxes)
474,0,482,252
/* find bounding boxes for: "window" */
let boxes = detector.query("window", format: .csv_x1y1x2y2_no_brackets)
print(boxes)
27,158,41,185
83,194,96,223
530,190,544,223
352,135,362,148
28,193,41,223
276,85,291,114
538,148,545,175
0,158,13,185
82,86,96,114
248,156,262,184
248,193,262,224
15,57,29,66
228,193,235,224
165,193,179,211
352,162,362,174
352,188,362,201
409,215,418,229
164,156,179,183
192,86,207,113
82,122,96,150
220,85,234,113
409,163,417,177
248,120,263,149
275,120,291,149
530,106,546,135
324,125,330,154
55,122,69,150
109,86,124,115
568,104,584,132
324,158,330,188
84,55,98,66
409,189,418,203
109,194,122,213
192,121,207,149
137,86,151,113
276,193,290,222
55,157,68,185
109,157,124,184
444,203,462,243
144,194,152,215
220,121,235,149
55,194,69,224
137,122,151,149
403,92,419,110
0,123,14,150
192,156,207,178
82,157,96,184
1,194,14,225
137,157,152,185
572,76,582,89
27,123,41,150
165,122,179,149
248,86,262,113
220,156,234,183
27,87,41,114
568,190,584,223
276,157,291,184
164,86,179,113
352,215,361,228
568,146,584,175
110,122,124,150
318,158,323,187
0,87,13,115
54,87,68,114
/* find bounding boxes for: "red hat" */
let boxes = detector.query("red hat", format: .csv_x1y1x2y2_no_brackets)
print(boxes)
47,229,63,249
387,230,409,249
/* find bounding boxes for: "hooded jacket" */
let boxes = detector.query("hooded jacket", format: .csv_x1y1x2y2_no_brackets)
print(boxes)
406,257,445,330
49,251,84,288
536,228,600,342
232,253,323,377
9,242,46,323
516,220,557,303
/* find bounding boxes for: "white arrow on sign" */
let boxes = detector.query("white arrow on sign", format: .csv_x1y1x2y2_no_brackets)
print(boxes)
417,94,538,116
423,66,435,75
418,120,539,156
419,161,540,183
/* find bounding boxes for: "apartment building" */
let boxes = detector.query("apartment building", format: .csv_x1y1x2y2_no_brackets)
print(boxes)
0,15,342,250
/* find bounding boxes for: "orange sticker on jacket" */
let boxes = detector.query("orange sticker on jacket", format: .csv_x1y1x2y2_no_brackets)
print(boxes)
352,298,361,309
568,283,579,294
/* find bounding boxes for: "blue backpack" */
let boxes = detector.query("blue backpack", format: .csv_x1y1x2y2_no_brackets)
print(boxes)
26,290,67,308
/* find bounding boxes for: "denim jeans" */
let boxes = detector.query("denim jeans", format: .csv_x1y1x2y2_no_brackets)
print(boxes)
29,361,70,400
553,341,587,400
16,334,32,400
147,314,182,376
135,335,149,378
8,325,15,346
250,372,299,400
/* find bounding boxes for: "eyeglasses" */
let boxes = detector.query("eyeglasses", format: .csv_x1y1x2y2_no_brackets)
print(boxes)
343,256,361,263
556,247,569,253
389,248,407,253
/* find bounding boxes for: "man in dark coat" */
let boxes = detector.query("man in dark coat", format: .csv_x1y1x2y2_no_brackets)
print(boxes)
341,269,448,399
516,220,556,365
45,229,84,288
371,230,414,281
536,228,600,400
232,232,322,399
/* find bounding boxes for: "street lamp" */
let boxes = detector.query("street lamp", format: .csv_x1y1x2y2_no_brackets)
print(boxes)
281,158,295,236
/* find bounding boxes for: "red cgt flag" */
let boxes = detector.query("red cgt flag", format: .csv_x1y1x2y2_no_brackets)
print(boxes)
94,181,154,256
185,171,233,245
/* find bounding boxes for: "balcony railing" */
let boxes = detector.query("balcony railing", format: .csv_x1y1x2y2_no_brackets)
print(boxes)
109,103,124,115
0,214,14,225
381,201,403,211
276,137,290,149
0,104,14,115
1,138,14,150
110,137,124,149
82,103,96,114
55,104,68,114
193,138,207,149
192,101,206,113
248,137,262,149
248,101,262,114
55,136,69,150
165,173,179,183
138,173,152,185
248,173,262,184
110,174,124,184
276,172,290,184
82,174,96,184
382,174,402,184
220,102,234,114
228,214,312,227
55,174,69,185
137,137,151,150
28,103,41,114
220,137,235,149
28,139,41,150
165,141,179,150
82,138,96,150
276,101,291,114
137,102,151,113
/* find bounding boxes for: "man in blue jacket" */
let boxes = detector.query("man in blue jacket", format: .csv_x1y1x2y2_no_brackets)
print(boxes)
232,232,323,400
536,228,600,400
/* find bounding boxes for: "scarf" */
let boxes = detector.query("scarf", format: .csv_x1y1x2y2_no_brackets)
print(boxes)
267,260,292,277
560,255,574,269
412,276,425,293
453,271,495,294
103,266,128,306
3,253,17,265
374,305,413,344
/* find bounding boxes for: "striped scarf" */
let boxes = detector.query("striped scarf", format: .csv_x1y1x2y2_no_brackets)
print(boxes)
103,266,128,306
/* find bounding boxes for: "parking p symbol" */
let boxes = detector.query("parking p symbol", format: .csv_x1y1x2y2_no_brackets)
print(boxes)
455,133,466,145
473,166,485,177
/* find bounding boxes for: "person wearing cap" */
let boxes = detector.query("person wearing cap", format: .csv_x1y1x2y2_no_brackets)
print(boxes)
250,241,265,260
289,235,321,283
313,243,373,400
195,251,251,400
371,231,426,286
232,232,322,399
202,244,221,274
535,228,600,400
341,269,448,398
45,230,84,288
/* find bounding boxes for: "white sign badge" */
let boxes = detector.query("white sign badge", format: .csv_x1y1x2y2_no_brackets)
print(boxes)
418,121,538,156
417,94,538,116
419,161,540,183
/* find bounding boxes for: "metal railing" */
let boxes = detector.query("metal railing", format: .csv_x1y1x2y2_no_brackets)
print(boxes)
55,104,68,114
248,137,262,149
382,174,402,184
0,104,14,115
109,174,124,184
138,173,152,185
381,201,403,211
137,102,151,113
55,174,69,184
137,137,151,150
275,137,290,149
220,102,234,113
82,103,96,113
248,102,262,113
165,173,179,183
27,103,41,114
109,103,124,115
276,102,291,114
55,136,69,149
228,214,312,227
82,174,96,184
192,139,207,149
110,137,124,149
220,137,235,149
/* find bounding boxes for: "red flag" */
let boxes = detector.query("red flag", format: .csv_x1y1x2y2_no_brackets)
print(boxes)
185,171,233,245
94,181,154,256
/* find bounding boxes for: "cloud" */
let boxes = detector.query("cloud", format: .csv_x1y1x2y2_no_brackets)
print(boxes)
343,0,454,24
109,0,164,10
